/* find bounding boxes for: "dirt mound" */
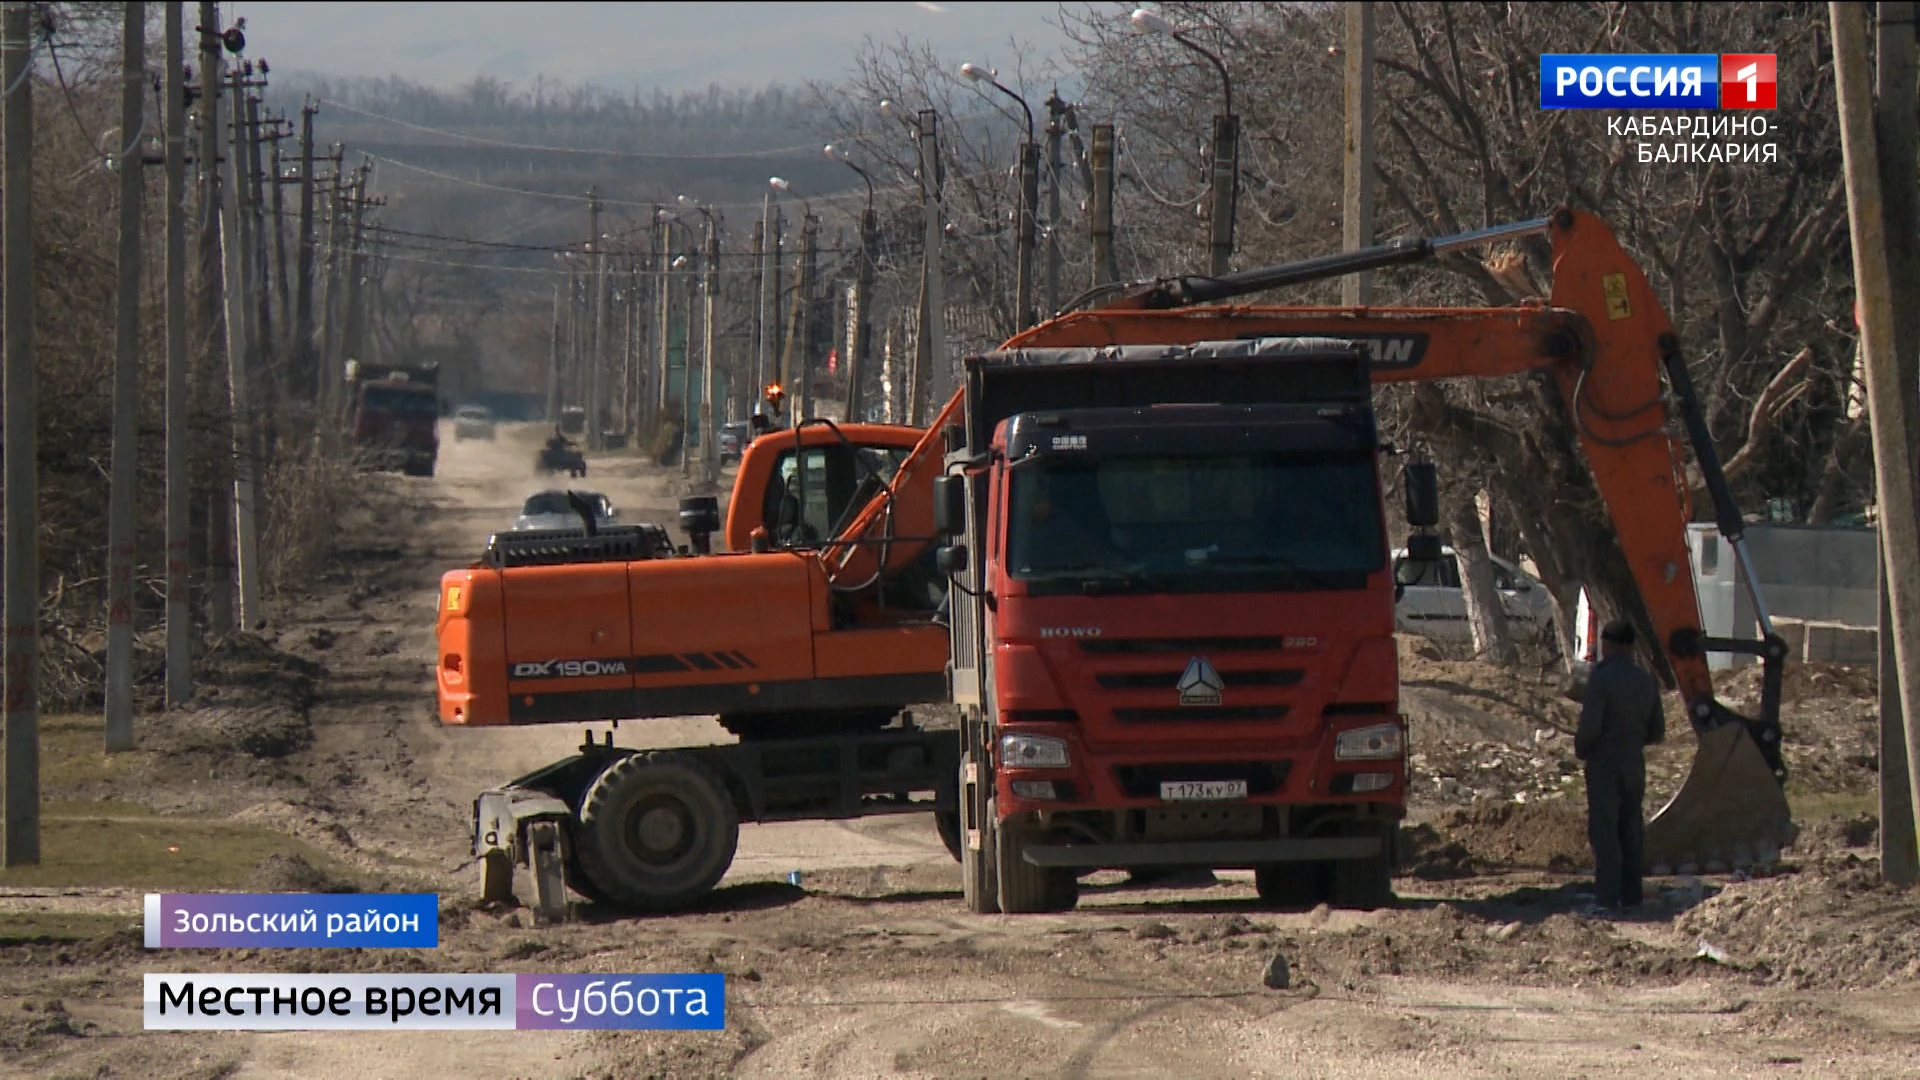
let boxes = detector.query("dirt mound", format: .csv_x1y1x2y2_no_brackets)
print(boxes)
243,853,359,894
149,634,321,760
1408,800,1591,873
0,999,87,1052
1719,661,1876,706
1675,857,1920,988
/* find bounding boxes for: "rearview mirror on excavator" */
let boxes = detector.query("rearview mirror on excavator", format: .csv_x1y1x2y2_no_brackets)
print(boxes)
934,475,966,537
1404,461,1439,529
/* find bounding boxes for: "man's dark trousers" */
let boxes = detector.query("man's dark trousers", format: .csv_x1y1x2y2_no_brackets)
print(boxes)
1586,754,1646,908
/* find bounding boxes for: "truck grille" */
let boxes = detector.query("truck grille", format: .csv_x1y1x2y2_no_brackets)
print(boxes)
1096,668,1303,690
1113,761,1293,798
1113,705,1291,722
1080,636,1284,655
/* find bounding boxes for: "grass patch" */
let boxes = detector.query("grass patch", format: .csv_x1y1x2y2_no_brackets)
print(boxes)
1788,789,1879,821
0,911,135,945
0,817,345,891
38,713,144,794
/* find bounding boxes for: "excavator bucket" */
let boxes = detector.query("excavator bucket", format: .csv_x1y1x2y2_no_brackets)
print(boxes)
1643,722,1795,875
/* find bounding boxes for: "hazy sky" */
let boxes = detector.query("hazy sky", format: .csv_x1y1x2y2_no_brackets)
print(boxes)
244,1,1081,92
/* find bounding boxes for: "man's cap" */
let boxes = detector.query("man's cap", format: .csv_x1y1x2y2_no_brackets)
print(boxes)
1600,619,1636,646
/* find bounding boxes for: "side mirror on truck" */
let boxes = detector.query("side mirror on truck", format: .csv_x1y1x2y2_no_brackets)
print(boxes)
933,474,966,537
935,544,969,575
1403,461,1439,529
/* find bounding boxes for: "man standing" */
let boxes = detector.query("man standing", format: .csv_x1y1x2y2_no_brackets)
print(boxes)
1575,620,1666,911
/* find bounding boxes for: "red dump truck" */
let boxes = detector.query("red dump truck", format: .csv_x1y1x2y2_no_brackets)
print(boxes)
347,360,442,477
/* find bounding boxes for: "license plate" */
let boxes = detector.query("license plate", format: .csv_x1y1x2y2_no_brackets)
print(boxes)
1159,780,1248,802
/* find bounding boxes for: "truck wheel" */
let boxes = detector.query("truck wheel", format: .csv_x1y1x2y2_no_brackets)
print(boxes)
934,810,962,863
1329,826,1395,911
574,752,739,911
1253,863,1324,910
992,799,1077,914
563,844,614,907
960,755,997,913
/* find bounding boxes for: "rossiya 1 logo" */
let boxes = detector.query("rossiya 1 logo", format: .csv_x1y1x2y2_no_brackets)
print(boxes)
1538,53,1778,164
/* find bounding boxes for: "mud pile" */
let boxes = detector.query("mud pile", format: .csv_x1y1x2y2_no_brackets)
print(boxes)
1400,800,1592,876
1675,857,1920,988
147,633,322,760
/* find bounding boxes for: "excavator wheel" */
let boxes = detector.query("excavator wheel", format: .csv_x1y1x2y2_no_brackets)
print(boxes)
1253,863,1321,910
934,809,963,863
574,751,739,911
1644,722,1796,875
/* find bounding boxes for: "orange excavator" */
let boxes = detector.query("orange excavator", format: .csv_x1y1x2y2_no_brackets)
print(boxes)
438,208,1793,916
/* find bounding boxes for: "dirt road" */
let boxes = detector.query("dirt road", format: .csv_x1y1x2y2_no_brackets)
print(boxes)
3,423,1917,1079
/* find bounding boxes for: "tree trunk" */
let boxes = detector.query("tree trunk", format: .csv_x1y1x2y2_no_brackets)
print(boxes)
1446,490,1519,667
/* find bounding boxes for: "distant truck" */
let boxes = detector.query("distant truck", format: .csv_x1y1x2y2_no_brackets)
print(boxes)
347,360,441,477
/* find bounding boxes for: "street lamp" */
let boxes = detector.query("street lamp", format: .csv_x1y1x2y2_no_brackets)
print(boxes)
960,62,1040,331
1131,7,1238,276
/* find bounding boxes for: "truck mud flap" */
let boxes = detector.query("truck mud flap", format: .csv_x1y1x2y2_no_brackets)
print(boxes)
1021,835,1379,870
1644,722,1796,875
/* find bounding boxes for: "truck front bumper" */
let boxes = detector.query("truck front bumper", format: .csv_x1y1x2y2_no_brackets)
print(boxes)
1018,834,1381,869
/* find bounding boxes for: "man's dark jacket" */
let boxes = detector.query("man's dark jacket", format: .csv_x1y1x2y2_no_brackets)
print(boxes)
1575,654,1666,760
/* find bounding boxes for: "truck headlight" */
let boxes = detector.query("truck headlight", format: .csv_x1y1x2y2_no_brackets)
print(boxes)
1000,733,1070,769
1334,723,1404,760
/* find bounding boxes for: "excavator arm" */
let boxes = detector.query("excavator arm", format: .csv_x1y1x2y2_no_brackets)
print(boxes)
828,208,1789,873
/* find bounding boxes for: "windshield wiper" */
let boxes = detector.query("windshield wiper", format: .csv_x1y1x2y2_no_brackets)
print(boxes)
1023,563,1157,594
1189,554,1355,584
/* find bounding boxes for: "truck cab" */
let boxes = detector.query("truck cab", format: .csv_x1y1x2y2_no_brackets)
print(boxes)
938,337,1418,913
348,364,441,477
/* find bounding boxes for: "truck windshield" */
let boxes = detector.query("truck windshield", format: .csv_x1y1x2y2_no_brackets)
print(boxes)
1006,450,1384,594
363,387,438,417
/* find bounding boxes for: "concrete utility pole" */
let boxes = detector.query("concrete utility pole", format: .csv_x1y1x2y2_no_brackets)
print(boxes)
796,213,818,419
1015,140,1040,331
585,187,603,450
1832,0,1920,877
317,150,345,425
3,0,42,866
702,216,720,483
917,108,949,417
847,201,874,423
221,66,263,632
105,0,146,753
1875,0,1920,884
679,250,697,470
342,162,372,373
546,283,562,421
1044,92,1065,316
655,218,674,424
1342,1,1376,305
243,90,272,379
1089,123,1117,287
268,124,290,369
196,2,232,637
749,218,765,413
163,0,191,707
296,101,316,401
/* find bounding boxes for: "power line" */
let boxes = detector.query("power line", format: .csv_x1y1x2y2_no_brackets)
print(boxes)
316,98,824,160
365,152,902,212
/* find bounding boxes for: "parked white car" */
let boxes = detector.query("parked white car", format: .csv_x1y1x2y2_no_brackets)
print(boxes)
512,490,618,532
1392,545,1555,642
452,403,496,441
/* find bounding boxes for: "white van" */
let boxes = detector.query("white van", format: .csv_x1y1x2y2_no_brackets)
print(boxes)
1392,545,1555,643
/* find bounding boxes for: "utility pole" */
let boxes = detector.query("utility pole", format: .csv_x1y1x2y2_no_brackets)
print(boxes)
749,217,765,414
268,120,290,375
196,2,232,638
1043,92,1065,316
1015,140,1039,332
546,283,562,422
1208,114,1239,278
1876,0,1920,885
585,187,603,451
917,108,949,418
1342,1,1376,305
846,201,874,423
317,149,345,425
3,0,42,866
655,218,674,425
163,0,191,707
105,0,146,753
296,101,316,403
342,162,373,374
1832,0,1920,879
701,216,720,484
221,65,263,632
680,249,698,471
794,213,818,420
1089,122,1117,287
243,89,272,384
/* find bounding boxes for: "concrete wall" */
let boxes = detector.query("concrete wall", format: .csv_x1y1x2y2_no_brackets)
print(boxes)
1706,524,1880,668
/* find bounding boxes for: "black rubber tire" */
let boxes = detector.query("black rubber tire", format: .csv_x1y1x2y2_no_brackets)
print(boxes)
993,799,1077,913
1254,863,1325,910
563,841,614,908
573,752,739,911
1330,825,1395,911
961,757,998,913
934,809,963,863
